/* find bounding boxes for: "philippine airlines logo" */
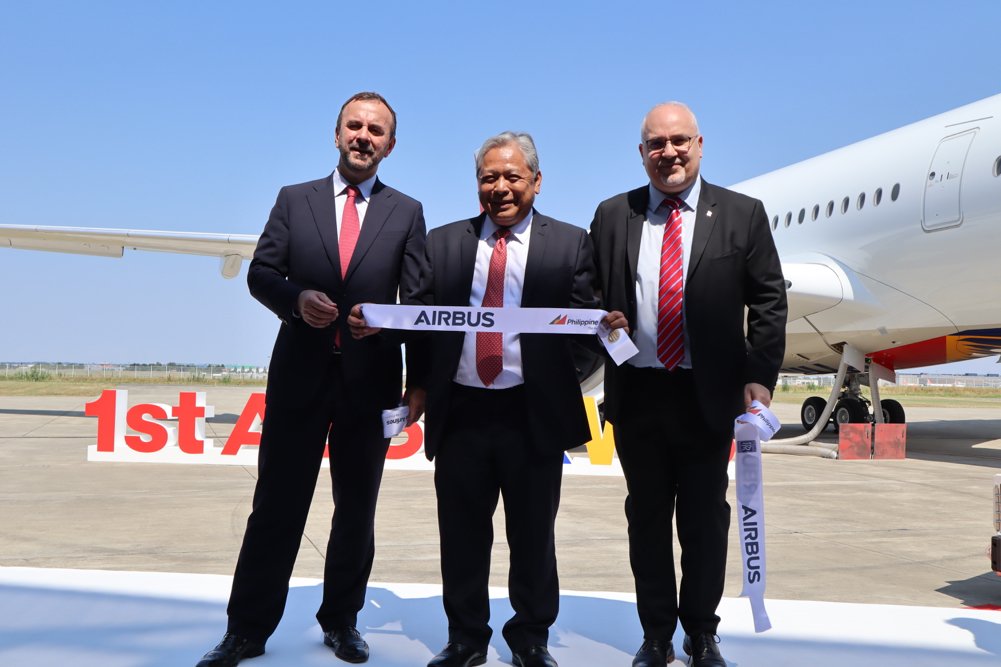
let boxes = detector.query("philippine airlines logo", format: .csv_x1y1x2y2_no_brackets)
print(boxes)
550,314,601,327
747,406,779,435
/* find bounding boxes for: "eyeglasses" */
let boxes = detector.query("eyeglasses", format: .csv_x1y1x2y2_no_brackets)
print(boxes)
644,135,698,154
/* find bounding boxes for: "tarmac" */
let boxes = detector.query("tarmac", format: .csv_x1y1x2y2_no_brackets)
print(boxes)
1,385,1000,665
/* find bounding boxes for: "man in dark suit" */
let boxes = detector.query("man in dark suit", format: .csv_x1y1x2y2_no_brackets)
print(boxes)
351,132,626,667
196,92,427,667
589,103,787,667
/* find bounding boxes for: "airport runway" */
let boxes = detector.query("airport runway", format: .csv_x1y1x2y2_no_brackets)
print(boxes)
1,385,1000,665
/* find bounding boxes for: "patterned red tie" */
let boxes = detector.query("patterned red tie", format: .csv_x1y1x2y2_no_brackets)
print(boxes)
657,197,685,370
476,228,511,386
339,185,361,279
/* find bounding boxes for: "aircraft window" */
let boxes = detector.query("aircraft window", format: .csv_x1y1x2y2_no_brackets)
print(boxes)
812,204,820,221
857,192,865,210
772,215,778,230
826,201,834,217
798,208,805,224
994,156,1001,177
784,212,792,227
874,188,883,206
891,183,900,201
841,196,850,214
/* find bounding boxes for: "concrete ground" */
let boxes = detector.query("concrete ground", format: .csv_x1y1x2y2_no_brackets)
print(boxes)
1,385,999,611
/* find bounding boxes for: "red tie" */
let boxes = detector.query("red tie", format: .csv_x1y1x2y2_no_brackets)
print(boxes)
657,197,685,370
334,185,361,350
339,185,361,279
476,228,511,386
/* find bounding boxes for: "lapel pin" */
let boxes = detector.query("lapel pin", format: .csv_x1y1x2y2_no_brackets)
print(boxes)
707,211,713,217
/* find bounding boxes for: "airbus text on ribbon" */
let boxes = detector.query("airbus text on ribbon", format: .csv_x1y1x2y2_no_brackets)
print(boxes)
361,304,638,365
734,400,780,633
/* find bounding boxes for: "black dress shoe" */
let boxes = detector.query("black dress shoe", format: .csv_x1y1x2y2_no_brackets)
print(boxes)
323,626,370,663
513,645,558,667
632,638,675,667
195,632,265,667
427,642,487,667
683,633,725,667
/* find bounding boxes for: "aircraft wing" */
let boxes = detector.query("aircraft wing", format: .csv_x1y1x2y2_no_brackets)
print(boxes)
0,224,259,278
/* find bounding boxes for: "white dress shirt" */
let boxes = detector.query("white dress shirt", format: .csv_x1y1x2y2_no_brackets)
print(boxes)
453,212,533,388
630,177,701,369
332,168,377,232
293,169,377,320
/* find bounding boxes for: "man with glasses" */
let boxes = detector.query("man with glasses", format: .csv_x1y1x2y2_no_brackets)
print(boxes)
588,103,786,667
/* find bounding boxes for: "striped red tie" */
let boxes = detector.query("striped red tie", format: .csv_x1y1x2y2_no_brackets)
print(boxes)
656,197,685,370
476,228,511,386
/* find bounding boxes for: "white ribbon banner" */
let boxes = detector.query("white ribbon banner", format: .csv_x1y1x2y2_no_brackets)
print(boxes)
361,304,638,365
381,405,410,438
733,400,781,633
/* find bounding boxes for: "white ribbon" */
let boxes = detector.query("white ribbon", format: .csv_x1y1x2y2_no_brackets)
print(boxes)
361,304,638,365
734,400,780,633
381,406,410,437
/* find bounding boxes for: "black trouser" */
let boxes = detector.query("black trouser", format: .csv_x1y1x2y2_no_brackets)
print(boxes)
227,355,391,643
434,383,564,653
612,366,732,641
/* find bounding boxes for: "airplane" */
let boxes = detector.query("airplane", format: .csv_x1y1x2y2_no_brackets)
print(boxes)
4,93,1001,448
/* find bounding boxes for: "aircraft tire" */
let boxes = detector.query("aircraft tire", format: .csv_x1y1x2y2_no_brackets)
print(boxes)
881,399,906,424
832,398,867,432
800,396,829,431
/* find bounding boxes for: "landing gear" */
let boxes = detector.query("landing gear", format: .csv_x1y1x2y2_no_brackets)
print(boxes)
800,370,907,433
881,399,906,424
800,396,828,431
832,397,868,432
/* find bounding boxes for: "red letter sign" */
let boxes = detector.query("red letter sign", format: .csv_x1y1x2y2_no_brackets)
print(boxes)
222,393,266,455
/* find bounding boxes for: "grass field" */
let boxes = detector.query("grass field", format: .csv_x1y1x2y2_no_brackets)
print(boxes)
771,385,1001,409
0,375,267,397
3,374,1000,409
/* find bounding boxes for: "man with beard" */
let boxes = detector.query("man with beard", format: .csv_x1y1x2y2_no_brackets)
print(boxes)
196,92,427,667
588,103,786,667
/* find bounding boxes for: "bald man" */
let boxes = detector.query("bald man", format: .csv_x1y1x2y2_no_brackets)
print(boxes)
588,103,786,667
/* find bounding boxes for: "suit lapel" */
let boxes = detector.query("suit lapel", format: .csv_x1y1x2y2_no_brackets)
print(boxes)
687,178,718,281
521,211,549,306
625,186,649,289
344,179,394,284
457,214,485,304
305,173,342,282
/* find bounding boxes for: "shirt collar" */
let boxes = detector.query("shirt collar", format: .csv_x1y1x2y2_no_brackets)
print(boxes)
483,209,533,243
648,176,701,214
333,168,377,201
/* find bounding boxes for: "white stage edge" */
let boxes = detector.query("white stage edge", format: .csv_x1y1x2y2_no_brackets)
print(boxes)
0,567,998,666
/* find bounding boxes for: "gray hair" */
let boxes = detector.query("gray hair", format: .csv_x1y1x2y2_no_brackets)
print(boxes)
475,132,539,178
641,101,700,139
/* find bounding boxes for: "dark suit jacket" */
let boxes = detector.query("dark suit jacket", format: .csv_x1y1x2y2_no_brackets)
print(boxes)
248,173,426,411
589,178,787,431
411,211,599,459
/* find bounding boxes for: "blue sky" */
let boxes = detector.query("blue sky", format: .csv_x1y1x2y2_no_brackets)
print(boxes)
2,1,1000,372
